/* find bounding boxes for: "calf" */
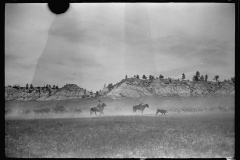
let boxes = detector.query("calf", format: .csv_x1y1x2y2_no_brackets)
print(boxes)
156,109,167,116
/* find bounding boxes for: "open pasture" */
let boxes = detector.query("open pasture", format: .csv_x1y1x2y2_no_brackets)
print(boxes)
5,112,234,158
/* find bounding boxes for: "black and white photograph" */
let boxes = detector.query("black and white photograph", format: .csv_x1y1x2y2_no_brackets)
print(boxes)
5,3,235,158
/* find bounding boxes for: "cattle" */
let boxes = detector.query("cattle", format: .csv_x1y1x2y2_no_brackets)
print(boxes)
197,108,204,112
69,108,82,113
192,108,198,112
34,108,52,115
18,109,31,115
217,106,228,112
208,107,217,112
175,108,182,113
133,104,149,114
52,102,68,114
34,109,43,115
52,106,68,113
182,108,193,113
156,109,167,116
227,106,234,111
5,109,12,115
90,103,106,116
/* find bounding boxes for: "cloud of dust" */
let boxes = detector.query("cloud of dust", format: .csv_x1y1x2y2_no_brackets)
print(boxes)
5,96,234,120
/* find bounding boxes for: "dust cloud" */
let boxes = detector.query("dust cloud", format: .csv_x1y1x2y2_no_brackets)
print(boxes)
5,96,234,120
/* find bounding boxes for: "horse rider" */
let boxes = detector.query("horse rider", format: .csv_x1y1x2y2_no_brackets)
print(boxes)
97,100,102,108
139,98,143,106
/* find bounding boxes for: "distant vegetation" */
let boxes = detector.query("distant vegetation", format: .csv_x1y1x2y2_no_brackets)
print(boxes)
5,71,234,101
7,71,234,91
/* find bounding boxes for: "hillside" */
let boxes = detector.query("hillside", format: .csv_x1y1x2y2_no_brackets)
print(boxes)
5,84,94,101
5,78,234,101
104,78,234,100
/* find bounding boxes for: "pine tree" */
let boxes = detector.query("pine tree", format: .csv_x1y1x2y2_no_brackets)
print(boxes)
30,84,33,89
95,91,99,97
195,71,200,81
182,73,185,80
26,83,29,90
125,75,127,79
200,75,204,81
192,75,196,81
205,74,208,81
213,75,219,82
142,75,147,79
136,75,139,79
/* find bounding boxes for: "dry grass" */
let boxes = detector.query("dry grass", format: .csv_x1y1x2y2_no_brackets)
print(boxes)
5,112,234,158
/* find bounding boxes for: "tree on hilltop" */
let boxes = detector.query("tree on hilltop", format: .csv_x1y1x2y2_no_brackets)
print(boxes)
231,77,235,83
142,75,147,79
194,71,200,81
136,75,139,79
26,83,29,90
159,74,164,79
205,74,208,81
107,83,114,91
169,78,172,83
182,73,185,80
125,75,127,79
149,75,155,80
56,85,59,89
192,75,196,81
200,75,204,81
213,75,219,82
30,84,33,90
95,91,99,97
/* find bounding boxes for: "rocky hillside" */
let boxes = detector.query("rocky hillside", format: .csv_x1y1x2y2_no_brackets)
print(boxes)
5,84,94,101
104,78,235,100
5,78,234,101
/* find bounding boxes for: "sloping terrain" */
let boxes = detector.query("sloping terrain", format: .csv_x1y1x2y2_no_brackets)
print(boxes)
105,78,234,100
5,84,93,101
5,78,234,101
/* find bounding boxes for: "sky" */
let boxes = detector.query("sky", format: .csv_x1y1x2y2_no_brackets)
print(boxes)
5,3,235,92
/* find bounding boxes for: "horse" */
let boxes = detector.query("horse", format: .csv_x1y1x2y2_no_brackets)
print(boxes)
156,109,167,116
133,104,149,114
90,103,106,116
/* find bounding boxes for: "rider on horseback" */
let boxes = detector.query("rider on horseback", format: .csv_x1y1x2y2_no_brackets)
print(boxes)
97,100,101,108
139,98,143,106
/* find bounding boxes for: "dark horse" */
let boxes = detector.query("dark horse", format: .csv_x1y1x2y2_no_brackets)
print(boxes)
156,109,167,116
90,103,106,116
133,104,149,114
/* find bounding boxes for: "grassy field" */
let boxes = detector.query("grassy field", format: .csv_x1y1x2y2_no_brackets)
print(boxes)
5,112,234,158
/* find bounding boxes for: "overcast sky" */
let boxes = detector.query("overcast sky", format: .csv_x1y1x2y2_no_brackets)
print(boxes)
5,3,235,92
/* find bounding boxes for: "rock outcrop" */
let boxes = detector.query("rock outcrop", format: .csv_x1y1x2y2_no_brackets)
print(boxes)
104,78,234,100
5,84,94,101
